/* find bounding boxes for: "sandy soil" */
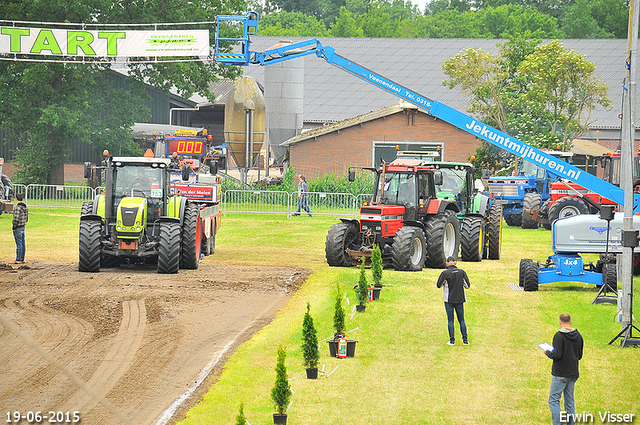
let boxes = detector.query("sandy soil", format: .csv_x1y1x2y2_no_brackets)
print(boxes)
0,261,309,424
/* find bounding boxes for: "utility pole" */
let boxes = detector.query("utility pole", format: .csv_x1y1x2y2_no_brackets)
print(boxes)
612,0,640,347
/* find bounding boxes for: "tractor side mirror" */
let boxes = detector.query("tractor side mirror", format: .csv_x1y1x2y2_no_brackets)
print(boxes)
348,169,355,182
182,165,190,181
482,169,491,179
83,162,92,179
434,171,443,186
474,178,485,192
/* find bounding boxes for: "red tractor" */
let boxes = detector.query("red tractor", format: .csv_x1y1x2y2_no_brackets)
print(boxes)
538,151,640,229
325,158,464,271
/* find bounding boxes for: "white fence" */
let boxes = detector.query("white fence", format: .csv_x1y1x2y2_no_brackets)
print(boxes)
12,184,372,217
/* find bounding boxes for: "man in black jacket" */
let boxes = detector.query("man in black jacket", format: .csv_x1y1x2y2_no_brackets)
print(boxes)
436,256,470,345
542,313,584,425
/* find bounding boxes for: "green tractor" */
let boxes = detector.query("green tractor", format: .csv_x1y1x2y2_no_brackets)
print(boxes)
79,156,202,273
431,161,502,262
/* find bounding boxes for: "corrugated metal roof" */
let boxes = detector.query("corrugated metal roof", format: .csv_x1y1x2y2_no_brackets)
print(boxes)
240,37,632,130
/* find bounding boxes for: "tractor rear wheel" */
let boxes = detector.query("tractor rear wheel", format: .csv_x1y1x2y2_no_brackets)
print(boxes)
424,210,460,269
461,216,483,262
602,263,617,291
521,193,541,229
180,204,201,270
504,214,522,227
548,197,588,227
79,220,101,272
158,222,181,274
325,222,360,267
391,226,426,271
523,259,539,291
488,203,503,260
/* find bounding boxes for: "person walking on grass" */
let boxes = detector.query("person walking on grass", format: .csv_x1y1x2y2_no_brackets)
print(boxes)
436,256,470,345
11,192,28,264
541,313,584,425
293,174,312,217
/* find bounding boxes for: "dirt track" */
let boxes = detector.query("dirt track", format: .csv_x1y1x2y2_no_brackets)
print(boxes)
0,262,308,424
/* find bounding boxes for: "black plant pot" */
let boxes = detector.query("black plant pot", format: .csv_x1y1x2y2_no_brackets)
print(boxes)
373,285,382,300
327,339,358,358
356,304,366,312
273,413,287,425
327,339,337,357
306,367,318,379
346,339,358,357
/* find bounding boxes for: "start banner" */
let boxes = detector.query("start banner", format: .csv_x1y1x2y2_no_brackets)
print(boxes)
0,27,210,57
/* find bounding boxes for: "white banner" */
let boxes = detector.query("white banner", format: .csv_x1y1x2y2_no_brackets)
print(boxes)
0,27,210,57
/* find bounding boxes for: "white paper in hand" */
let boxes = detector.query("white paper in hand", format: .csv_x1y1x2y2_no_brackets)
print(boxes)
538,342,554,351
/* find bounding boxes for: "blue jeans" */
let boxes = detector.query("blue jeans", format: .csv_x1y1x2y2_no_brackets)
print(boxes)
296,197,311,216
549,375,577,425
13,226,25,262
444,302,467,343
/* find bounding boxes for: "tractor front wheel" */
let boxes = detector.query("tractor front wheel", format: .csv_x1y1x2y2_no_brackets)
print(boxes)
461,216,483,262
79,220,101,272
521,193,541,229
325,222,360,267
391,226,426,271
488,203,503,260
158,222,181,274
548,197,588,227
181,204,201,270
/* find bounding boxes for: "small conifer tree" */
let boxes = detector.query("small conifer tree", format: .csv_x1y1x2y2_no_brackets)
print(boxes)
357,257,368,305
371,244,383,286
271,346,292,415
333,285,345,336
235,403,246,425
301,302,320,368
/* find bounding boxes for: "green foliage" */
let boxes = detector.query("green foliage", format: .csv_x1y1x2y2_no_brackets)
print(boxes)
371,243,383,286
333,285,346,335
270,346,292,415
301,303,320,368
330,7,364,37
235,403,246,425
357,257,369,305
561,0,613,38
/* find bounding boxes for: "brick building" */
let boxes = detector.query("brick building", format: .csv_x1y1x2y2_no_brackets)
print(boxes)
284,102,480,179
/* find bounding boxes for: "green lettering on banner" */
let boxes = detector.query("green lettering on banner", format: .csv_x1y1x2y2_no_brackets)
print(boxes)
1,28,30,53
98,32,126,56
31,30,62,54
67,31,96,55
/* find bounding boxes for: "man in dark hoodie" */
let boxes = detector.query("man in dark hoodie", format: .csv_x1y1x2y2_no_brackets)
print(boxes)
436,256,470,345
542,313,584,425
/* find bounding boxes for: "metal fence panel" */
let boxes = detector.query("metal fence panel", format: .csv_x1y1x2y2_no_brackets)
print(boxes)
291,192,356,217
223,190,291,214
26,185,96,208
356,193,373,207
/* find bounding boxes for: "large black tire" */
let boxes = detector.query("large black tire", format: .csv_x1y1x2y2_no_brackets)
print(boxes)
519,258,531,287
79,220,101,272
158,222,181,274
461,216,483,262
424,210,461,269
391,226,426,271
504,214,522,227
180,204,201,270
602,263,617,291
521,193,541,229
488,203,503,260
548,197,589,227
523,259,539,292
325,222,359,267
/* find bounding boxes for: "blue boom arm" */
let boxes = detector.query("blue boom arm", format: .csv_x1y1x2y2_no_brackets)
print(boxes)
215,13,637,209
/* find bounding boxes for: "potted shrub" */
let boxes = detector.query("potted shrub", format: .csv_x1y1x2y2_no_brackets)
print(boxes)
327,285,346,357
356,257,369,312
271,346,291,424
301,302,320,379
236,403,246,425
371,244,383,300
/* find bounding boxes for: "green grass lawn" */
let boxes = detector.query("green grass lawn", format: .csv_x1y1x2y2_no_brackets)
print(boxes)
1,210,638,424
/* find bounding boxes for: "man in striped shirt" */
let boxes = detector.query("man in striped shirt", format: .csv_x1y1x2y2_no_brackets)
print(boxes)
11,193,28,264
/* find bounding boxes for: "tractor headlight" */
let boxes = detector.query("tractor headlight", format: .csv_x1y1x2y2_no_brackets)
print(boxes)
136,221,140,225
117,220,121,225
136,227,141,231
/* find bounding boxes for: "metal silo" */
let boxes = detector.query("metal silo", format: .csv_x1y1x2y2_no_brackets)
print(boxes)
224,76,266,183
264,41,304,169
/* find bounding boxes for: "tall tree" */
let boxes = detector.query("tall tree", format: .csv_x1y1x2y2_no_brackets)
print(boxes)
561,0,613,38
0,0,242,184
